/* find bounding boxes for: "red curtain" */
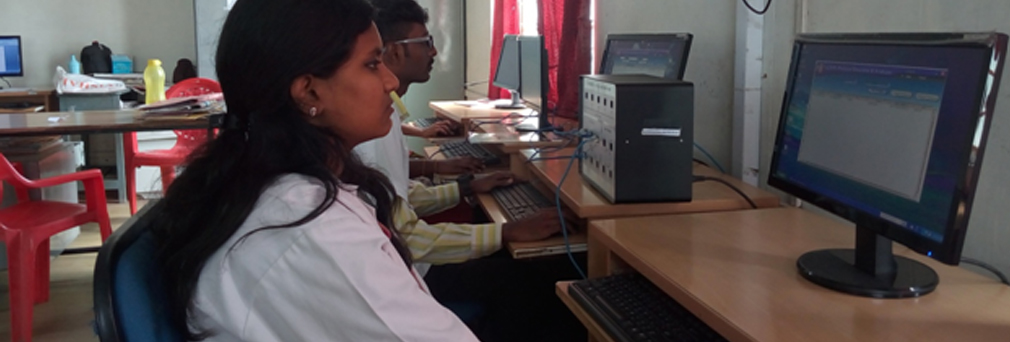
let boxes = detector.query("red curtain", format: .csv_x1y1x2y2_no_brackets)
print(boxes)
488,0,520,99
539,0,591,119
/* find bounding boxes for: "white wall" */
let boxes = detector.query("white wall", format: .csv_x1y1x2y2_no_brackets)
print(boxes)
0,0,196,88
761,0,1010,277
596,0,738,170
464,0,491,99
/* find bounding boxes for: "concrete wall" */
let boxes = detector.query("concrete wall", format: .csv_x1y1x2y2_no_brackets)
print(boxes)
0,0,196,88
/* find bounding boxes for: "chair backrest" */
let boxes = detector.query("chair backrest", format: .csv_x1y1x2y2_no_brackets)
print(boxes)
166,77,221,99
93,200,184,342
166,77,222,146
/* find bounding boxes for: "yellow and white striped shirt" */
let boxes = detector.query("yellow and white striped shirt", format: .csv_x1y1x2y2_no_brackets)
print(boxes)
393,180,503,265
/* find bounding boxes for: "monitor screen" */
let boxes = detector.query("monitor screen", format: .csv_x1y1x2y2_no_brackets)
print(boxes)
599,33,692,80
0,36,24,77
493,35,521,92
769,32,1006,298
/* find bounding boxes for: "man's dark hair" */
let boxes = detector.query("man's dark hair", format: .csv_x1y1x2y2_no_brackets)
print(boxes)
371,0,429,42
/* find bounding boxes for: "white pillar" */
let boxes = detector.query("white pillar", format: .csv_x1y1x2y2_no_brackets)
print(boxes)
732,2,765,185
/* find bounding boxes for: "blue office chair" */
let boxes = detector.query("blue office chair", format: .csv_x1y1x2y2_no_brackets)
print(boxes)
93,200,184,342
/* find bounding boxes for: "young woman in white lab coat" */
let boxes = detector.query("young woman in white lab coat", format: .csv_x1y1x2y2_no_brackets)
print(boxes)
149,0,478,340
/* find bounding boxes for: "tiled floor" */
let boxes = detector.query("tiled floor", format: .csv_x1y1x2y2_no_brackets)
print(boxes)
0,200,141,342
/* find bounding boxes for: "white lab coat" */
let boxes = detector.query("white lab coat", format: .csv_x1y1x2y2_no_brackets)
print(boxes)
191,174,477,342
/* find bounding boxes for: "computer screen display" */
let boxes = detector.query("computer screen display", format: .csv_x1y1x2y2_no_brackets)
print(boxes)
0,36,24,77
493,35,521,92
769,32,1006,298
599,33,692,80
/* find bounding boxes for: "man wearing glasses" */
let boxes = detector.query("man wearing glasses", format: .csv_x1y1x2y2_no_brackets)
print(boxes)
355,1,585,341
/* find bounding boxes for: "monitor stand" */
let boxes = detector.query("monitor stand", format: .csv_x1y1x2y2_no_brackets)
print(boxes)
494,90,525,109
796,224,938,298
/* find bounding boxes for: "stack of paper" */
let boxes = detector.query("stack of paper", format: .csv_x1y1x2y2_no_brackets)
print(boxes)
138,93,225,120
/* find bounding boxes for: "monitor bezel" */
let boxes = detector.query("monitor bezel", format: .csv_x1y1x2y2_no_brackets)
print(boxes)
598,33,693,80
518,35,550,130
0,35,24,78
492,34,521,92
767,32,1008,265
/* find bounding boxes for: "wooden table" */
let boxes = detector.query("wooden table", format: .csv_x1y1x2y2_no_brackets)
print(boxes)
1,109,222,203
0,89,58,112
561,207,1010,342
0,110,220,136
489,148,781,220
473,147,780,259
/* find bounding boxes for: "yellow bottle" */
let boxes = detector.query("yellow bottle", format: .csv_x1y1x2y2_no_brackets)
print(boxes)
143,59,166,104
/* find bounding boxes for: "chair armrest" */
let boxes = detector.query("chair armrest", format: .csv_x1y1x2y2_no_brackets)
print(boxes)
10,162,30,202
16,169,105,189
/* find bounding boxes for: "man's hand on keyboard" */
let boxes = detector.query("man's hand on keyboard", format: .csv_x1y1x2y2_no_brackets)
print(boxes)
502,208,564,242
437,157,484,175
470,171,515,193
420,120,456,137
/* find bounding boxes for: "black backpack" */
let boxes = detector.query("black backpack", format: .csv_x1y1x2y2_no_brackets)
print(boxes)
80,41,113,74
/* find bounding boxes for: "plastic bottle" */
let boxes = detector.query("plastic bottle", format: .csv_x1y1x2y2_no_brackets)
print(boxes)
143,59,166,104
68,55,81,74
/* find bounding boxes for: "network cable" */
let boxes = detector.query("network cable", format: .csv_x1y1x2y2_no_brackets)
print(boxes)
552,137,595,280
961,257,1010,286
693,142,726,173
693,175,758,209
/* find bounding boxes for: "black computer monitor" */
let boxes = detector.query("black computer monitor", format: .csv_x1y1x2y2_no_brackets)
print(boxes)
599,33,692,80
0,36,24,78
493,34,523,109
769,32,1007,298
518,35,551,131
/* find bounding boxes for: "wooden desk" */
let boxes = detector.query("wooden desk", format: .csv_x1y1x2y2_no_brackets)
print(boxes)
429,100,534,123
0,110,219,136
0,89,58,112
429,100,569,152
505,148,780,220
562,207,1010,342
0,110,222,202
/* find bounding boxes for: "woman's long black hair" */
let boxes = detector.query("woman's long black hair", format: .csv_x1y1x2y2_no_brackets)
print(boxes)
150,0,411,339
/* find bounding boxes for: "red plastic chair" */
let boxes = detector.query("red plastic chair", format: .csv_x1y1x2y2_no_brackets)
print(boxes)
123,77,221,214
0,153,113,342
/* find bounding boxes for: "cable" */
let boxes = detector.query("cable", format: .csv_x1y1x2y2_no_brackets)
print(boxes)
961,257,1010,286
693,175,758,209
693,142,726,173
0,77,11,89
554,138,593,280
742,0,772,15
427,148,446,160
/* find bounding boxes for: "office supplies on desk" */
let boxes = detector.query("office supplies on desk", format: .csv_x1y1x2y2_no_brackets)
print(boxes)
438,140,501,165
768,32,1007,298
569,273,727,342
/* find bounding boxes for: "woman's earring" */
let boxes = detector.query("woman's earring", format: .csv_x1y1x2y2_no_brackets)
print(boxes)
309,107,319,117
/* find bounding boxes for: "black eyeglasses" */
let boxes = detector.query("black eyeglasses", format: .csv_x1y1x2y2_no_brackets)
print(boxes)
391,35,435,50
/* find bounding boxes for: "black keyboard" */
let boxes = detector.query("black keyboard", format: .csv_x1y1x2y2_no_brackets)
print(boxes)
490,182,553,221
568,273,728,342
411,117,442,128
438,140,501,165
